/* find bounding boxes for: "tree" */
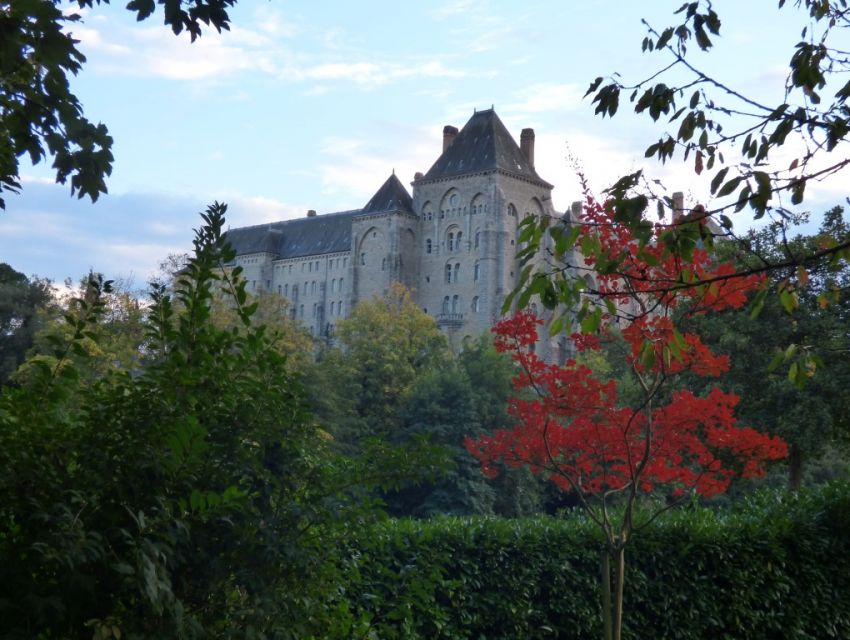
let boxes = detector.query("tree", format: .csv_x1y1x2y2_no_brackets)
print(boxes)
11,274,147,386
467,193,788,640
683,207,850,490
514,2,850,336
587,1,850,225
0,263,53,384
0,203,440,638
307,282,448,448
0,0,236,209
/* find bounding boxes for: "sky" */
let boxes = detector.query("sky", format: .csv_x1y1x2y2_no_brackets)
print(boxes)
1,1,846,285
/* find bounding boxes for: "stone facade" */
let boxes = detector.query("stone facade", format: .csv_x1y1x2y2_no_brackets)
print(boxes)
225,109,582,361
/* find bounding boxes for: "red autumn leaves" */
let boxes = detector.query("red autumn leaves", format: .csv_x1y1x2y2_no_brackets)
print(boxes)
466,196,787,499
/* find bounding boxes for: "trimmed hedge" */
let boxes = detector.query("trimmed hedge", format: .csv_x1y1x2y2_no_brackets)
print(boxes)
333,484,850,639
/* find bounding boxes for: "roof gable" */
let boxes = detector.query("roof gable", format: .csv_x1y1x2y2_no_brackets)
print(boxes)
421,109,550,185
362,172,413,214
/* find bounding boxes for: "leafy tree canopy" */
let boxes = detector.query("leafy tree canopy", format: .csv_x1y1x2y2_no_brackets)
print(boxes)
0,0,236,209
0,263,53,384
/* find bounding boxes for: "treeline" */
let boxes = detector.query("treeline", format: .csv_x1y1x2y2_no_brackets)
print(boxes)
0,203,848,637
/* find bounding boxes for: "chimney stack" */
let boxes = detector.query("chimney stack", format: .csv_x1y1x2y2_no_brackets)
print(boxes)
442,125,458,152
521,128,535,168
672,192,684,223
307,209,317,217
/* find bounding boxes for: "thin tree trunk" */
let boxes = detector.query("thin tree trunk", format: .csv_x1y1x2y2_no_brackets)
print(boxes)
601,550,613,640
612,545,626,640
788,442,803,492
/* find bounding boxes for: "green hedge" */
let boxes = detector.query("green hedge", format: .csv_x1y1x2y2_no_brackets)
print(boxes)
332,484,850,639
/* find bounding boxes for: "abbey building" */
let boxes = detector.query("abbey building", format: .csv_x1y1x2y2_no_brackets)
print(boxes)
225,109,579,361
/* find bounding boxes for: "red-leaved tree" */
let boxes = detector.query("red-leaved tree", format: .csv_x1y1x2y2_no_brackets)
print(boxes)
466,193,788,640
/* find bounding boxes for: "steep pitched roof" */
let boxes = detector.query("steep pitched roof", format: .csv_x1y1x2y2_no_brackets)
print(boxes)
224,209,361,260
421,109,551,186
361,172,413,214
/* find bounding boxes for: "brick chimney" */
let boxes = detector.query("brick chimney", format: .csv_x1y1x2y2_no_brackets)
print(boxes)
520,128,535,168
442,125,458,152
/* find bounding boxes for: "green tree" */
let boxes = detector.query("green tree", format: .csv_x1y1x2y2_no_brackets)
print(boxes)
1,0,236,209
308,282,448,448
0,203,437,638
387,363,497,517
683,207,850,490
0,263,53,385
12,274,147,386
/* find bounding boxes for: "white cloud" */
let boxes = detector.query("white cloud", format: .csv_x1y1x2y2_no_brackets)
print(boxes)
506,83,584,115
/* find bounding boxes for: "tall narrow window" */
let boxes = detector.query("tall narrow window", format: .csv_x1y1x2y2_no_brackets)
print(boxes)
475,231,480,249
452,295,459,313
474,262,480,282
426,239,432,254
453,263,460,283
331,301,336,315
339,278,344,290
285,284,289,297
442,296,450,314
382,258,386,271
472,296,480,312
445,264,452,284
456,231,463,250
447,232,454,252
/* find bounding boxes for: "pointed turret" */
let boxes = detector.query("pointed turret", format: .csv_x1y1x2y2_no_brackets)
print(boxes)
362,172,414,214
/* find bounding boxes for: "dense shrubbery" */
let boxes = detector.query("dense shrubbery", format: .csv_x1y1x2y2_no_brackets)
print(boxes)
335,483,850,639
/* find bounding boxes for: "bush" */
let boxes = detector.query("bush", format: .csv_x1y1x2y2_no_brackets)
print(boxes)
336,484,850,639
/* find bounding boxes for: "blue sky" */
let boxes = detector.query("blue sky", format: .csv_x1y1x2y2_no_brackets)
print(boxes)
1,1,845,284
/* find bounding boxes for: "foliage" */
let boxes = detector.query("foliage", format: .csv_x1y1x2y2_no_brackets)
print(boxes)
0,203,437,639
307,282,448,448
12,275,147,387
0,0,236,208
470,192,787,640
586,1,850,225
210,289,314,374
336,483,850,639
515,2,850,345
0,263,53,385
682,207,850,489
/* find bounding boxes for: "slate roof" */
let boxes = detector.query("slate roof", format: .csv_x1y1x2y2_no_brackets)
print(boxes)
224,209,361,260
421,109,551,186
362,172,413,214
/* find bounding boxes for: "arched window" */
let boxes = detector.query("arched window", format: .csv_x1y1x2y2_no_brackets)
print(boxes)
292,285,298,301
456,231,463,250
338,301,343,315
452,295,459,313
426,239,432,254
472,296,480,312
331,279,336,292
442,296,450,314
445,264,452,283
284,284,289,297
474,262,480,282
447,232,455,252
277,284,281,294
330,301,336,315
311,281,316,294
453,263,460,282
475,231,480,249
339,278,344,290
